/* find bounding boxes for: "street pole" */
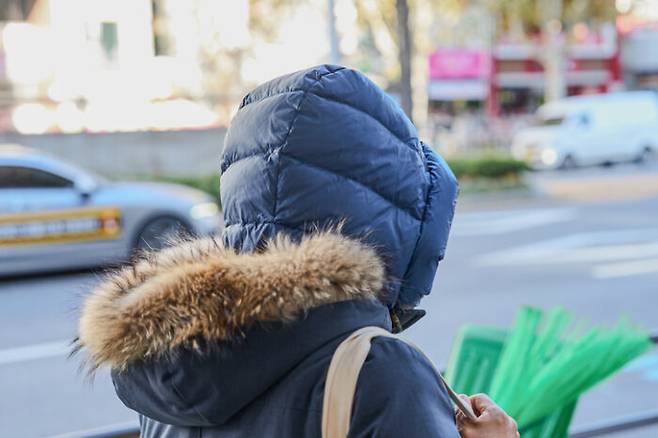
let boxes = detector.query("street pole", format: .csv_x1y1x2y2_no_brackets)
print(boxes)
542,0,565,102
396,0,413,121
327,0,341,65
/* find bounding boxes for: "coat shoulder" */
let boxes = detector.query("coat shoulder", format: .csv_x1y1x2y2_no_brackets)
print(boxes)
358,336,445,396
348,337,460,438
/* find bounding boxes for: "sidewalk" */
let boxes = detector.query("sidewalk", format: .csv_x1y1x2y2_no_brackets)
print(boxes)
529,164,658,203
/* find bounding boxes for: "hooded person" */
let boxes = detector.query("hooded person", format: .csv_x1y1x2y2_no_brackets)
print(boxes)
75,65,515,438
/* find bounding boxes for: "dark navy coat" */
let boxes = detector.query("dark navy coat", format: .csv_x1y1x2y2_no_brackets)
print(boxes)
114,300,460,437
80,65,460,437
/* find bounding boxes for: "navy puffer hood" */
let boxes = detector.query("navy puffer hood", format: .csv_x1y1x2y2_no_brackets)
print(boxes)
220,64,458,308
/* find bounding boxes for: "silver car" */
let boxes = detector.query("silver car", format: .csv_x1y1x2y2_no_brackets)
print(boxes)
0,144,222,276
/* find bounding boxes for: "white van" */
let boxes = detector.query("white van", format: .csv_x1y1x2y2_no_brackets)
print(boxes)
512,91,658,169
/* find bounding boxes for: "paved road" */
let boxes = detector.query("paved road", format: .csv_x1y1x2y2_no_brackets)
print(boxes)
1,166,658,437
408,194,658,434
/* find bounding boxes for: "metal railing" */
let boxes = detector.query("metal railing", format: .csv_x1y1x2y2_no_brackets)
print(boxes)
569,409,658,438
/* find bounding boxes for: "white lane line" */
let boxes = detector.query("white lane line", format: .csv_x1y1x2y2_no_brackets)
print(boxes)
481,241,658,267
47,421,139,438
623,352,658,382
452,208,577,237
477,228,658,267
592,257,658,279
0,339,70,366
558,242,658,263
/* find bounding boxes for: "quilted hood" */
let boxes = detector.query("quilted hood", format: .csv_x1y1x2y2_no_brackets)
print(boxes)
220,65,458,308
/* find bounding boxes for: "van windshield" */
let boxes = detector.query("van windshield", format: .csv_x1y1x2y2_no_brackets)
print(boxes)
535,115,564,126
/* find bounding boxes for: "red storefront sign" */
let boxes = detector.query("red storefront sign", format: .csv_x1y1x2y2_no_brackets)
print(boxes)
428,48,491,79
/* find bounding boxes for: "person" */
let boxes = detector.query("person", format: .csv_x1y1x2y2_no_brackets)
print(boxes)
75,65,518,437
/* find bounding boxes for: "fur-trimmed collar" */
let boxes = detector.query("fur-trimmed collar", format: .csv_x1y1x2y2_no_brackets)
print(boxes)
75,232,385,371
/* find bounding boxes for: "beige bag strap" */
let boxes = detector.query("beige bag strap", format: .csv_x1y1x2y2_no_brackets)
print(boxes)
321,326,476,438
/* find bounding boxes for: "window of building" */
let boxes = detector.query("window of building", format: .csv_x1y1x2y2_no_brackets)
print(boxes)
100,22,118,62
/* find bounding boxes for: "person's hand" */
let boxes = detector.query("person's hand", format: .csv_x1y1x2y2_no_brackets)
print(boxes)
455,393,519,438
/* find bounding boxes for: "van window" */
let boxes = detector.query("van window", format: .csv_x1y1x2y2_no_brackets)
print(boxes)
577,113,591,127
536,116,564,126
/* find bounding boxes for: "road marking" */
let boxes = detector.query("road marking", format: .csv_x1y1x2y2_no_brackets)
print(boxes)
0,339,70,366
592,258,658,279
481,241,658,266
477,228,658,266
476,227,658,279
624,352,658,383
47,421,139,438
452,208,577,237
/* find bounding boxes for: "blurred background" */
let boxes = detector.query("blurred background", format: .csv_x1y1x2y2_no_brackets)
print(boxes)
0,0,657,437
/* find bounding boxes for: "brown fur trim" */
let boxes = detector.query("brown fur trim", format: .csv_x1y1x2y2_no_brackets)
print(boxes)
76,232,384,371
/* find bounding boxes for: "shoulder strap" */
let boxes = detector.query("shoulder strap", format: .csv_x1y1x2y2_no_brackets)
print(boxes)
321,326,476,438
321,326,394,438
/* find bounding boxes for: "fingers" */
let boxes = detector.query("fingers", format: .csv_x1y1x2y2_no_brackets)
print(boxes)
455,394,519,438
458,394,473,412
469,393,496,415
455,394,476,421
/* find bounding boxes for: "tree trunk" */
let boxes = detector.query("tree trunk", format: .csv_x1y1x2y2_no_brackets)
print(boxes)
327,0,341,65
541,0,566,102
396,0,413,121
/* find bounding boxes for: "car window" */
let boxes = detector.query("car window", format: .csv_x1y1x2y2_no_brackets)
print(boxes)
0,166,74,188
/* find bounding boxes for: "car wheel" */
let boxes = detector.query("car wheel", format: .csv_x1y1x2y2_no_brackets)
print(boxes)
134,216,191,253
635,146,655,164
559,154,577,170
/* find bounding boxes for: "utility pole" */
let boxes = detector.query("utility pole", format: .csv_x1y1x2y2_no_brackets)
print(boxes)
542,0,565,102
396,0,413,121
327,0,341,65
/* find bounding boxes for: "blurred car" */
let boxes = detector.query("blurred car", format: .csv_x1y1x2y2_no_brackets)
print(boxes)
0,144,222,276
512,91,658,169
